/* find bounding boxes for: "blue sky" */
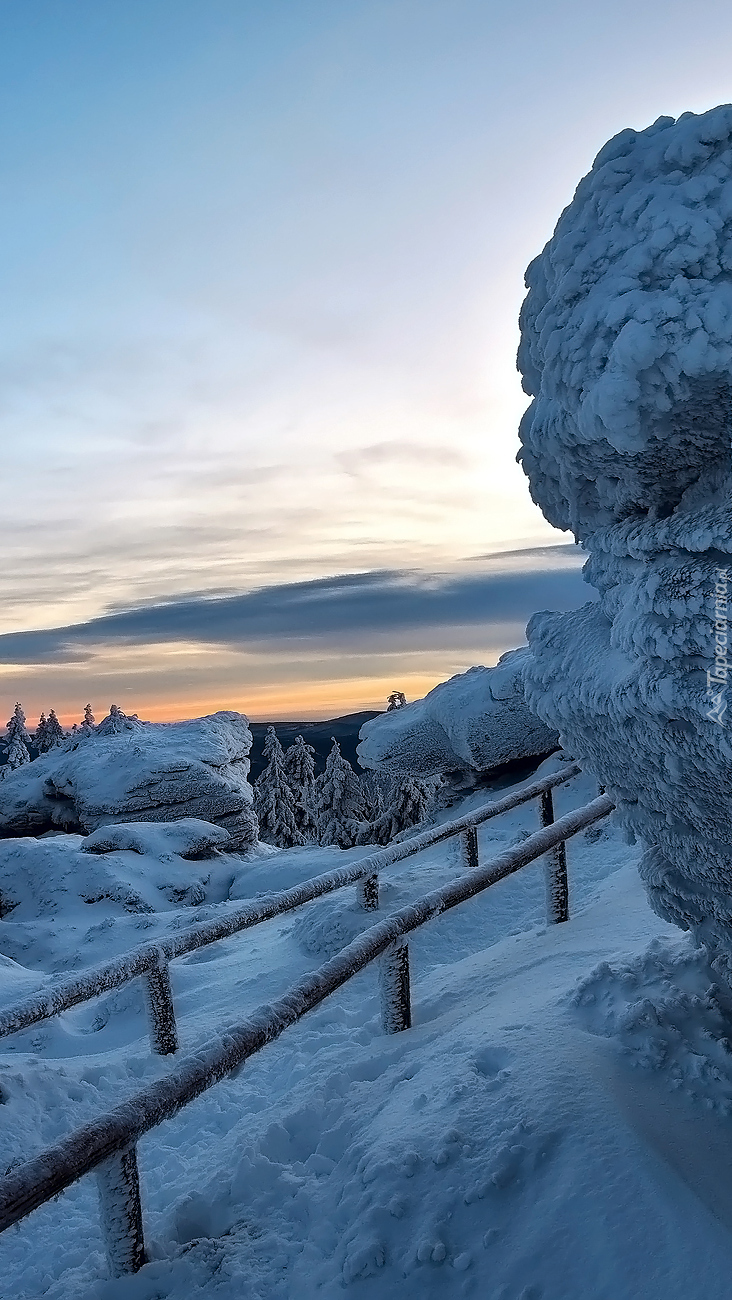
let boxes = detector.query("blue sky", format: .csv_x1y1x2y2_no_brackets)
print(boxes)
3,1,732,720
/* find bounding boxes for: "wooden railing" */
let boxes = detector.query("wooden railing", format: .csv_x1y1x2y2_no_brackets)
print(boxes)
0,773,614,1279
0,764,582,1056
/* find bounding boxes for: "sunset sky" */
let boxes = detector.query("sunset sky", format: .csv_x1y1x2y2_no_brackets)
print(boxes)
4,0,732,723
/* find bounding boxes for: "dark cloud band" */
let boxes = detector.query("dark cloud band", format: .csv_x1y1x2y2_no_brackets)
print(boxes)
0,549,591,666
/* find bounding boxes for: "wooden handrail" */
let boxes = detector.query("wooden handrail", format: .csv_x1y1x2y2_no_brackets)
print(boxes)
0,764,581,1049
0,790,613,1277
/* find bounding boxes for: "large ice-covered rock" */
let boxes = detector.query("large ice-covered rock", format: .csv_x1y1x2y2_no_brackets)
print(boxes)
519,106,732,537
357,649,558,777
0,709,258,849
518,105,732,954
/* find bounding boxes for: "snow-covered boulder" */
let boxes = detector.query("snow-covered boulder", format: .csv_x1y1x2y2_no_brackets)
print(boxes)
80,818,231,860
357,649,558,777
518,105,732,539
518,105,732,953
0,833,233,921
0,710,257,850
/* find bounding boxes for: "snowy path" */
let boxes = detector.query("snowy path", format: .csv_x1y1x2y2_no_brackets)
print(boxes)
2,762,730,1297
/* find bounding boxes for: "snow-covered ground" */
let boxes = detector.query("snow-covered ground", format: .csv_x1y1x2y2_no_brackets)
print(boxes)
1,758,731,1299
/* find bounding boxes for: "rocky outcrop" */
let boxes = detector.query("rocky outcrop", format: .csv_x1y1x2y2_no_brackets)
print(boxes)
518,105,732,953
357,649,558,778
0,709,257,849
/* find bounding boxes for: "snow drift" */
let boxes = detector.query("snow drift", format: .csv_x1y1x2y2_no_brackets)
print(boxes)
0,710,258,849
357,649,558,777
518,105,732,953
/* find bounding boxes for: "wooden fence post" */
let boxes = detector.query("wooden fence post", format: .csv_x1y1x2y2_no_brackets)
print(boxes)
379,941,411,1033
540,789,569,923
357,873,379,911
461,827,479,871
143,954,179,1055
96,1144,146,1277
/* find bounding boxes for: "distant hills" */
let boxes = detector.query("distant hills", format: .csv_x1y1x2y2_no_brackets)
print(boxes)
248,711,382,780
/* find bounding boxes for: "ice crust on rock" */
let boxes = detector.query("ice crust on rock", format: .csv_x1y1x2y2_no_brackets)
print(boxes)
357,649,558,777
0,711,257,849
518,105,732,536
519,105,732,952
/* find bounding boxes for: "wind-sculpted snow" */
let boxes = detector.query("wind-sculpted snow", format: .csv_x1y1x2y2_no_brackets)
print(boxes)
520,105,732,953
0,711,257,849
80,819,231,860
357,649,557,777
519,104,732,535
0,833,237,932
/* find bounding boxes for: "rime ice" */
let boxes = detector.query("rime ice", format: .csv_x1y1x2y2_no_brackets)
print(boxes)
519,105,732,952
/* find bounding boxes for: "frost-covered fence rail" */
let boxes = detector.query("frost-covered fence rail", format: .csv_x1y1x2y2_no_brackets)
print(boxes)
0,791,613,1277
0,765,581,1055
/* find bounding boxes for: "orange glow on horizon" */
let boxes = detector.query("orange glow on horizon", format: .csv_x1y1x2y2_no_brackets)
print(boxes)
46,672,450,727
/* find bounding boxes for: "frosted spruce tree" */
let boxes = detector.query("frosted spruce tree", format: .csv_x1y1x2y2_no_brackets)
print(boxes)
95,704,144,736
283,734,318,839
79,703,96,735
43,709,65,750
4,702,31,770
386,691,407,711
316,738,367,848
34,711,48,752
358,773,435,846
254,726,305,848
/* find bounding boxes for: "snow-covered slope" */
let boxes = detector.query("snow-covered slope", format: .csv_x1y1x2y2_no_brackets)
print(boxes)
357,649,558,778
0,711,257,849
1,761,730,1298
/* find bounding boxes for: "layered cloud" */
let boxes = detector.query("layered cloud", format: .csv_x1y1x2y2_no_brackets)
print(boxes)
0,546,589,667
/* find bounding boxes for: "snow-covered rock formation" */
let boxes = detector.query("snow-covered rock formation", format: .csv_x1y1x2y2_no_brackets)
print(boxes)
518,105,732,951
357,649,558,778
0,709,257,849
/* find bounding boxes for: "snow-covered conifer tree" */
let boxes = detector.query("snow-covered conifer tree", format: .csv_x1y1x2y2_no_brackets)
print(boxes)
45,709,65,748
254,726,305,848
386,691,407,711
358,773,435,846
283,734,318,839
316,738,367,848
95,704,144,736
79,703,95,735
36,708,64,752
34,711,48,752
4,702,31,769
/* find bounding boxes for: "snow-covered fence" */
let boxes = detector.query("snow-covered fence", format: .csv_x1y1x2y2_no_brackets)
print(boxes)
0,765,582,1056
0,787,613,1277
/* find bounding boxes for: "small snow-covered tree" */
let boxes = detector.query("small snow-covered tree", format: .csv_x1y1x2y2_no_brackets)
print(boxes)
79,703,95,735
386,691,407,711
96,704,144,736
361,771,394,822
358,773,436,846
34,711,48,751
283,734,318,839
5,734,30,771
254,726,305,848
36,708,64,752
316,738,367,848
4,702,31,769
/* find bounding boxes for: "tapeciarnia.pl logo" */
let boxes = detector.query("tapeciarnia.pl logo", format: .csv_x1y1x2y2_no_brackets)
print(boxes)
707,567,729,725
